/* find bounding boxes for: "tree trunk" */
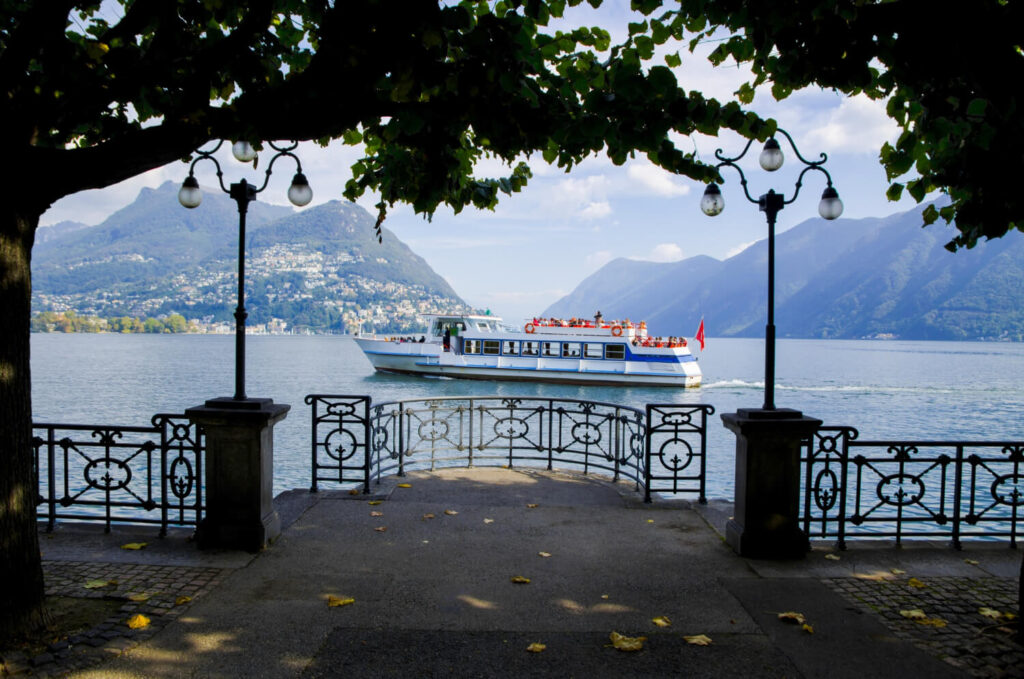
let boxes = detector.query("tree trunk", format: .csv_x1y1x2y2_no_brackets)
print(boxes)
0,207,46,639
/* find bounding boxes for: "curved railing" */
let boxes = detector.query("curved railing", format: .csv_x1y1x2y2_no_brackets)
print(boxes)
307,395,715,503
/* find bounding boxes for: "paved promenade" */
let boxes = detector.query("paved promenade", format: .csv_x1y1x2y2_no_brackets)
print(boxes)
13,468,1024,678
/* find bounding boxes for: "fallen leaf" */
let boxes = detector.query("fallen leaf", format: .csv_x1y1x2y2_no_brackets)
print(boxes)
126,614,150,629
120,542,147,550
526,503,538,509
397,483,412,488
900,609,928,620
824,553,841,561
609,631,646,652
510,576,531,584
370,511,383,517
891,568,906,575
538,551,552,558
601,594,610,600
374,526,387,532
348,489,360,496
127,592,152,602
526,642,546,653
1004,612,1019,621
777,612,806,625
174,596,192,606
965,559,980,565
484,518,495,524
979,607,1004,620
916,617,947,627
647,519,655,524
907,577,927,589
423,513,435,520
444,509,459,516
327,595,355,607
802,623,814,634
368,500,383,506
651,616,672,628
683,634,712,646
84,579,115,589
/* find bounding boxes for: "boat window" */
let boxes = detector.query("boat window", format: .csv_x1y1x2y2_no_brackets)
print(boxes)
605,344,626,360
464,339,481,354
561,343,581,358
584,343,603,359
502,341,519,356
542,342,559,357
483,340,500,355
522,341,539,356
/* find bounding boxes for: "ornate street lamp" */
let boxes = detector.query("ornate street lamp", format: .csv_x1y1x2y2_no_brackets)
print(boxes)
701,128,843,412
179,141,313,402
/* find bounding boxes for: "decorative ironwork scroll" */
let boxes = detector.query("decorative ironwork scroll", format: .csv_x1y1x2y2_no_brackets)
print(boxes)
802,428,1024,548
308,395,715,502
33,415,204,535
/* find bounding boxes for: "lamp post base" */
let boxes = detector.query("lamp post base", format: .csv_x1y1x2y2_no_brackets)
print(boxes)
187,397,289,552
721,408,821,559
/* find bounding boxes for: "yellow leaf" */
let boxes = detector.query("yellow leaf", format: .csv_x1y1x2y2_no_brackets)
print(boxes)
651,616,672,628
348,489,360,495
327,595,355,608
423,513,435,520
777,612,806,625
374,526,387,532
1004,612,1019,621
510,576,531,584
484,518,495,524
609,631,646,652
538,551,552,558
907,577,927,589
397,483,412,488
979,607,1004,620
526,642,546,653
127,592,152,602
900,609,928,620
917,617,947,627
647,519,655,524
370,511,383,517
84,579,114,589
127,614,150,629
526,503,539,508
120,542,147,550
683,634,712,646
444,509,458,516
824,553,840,561
891,568,906,575
368,500,383,506
175,596,192,606
965,559,980,565
802,624,814,634
601,594,610,600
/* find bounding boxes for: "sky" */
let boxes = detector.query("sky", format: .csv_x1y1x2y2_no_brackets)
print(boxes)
40,2,931,325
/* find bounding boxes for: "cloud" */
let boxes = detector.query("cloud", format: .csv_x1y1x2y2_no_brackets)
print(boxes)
578,201,612,219
803,94,899,154
645,243,685,262
626,163,691,197
725,240,758,259
585,250,614,269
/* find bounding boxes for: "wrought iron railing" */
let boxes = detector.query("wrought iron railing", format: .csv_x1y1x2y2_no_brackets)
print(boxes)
34,415,204,535
307,395,714,503
802,426,1024,548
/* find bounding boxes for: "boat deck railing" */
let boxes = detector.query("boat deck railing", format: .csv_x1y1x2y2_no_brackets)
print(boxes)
307,395,715,503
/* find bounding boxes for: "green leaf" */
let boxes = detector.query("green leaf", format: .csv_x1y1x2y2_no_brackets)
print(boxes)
665,51,682,68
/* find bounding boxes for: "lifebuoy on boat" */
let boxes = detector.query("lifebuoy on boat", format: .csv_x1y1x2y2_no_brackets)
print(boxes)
525,323,536,334
611,325,623,337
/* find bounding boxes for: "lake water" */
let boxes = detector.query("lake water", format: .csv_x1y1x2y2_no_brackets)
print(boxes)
30,334,1024,500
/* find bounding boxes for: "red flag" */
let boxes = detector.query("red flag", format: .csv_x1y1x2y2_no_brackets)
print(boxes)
694,318,705,351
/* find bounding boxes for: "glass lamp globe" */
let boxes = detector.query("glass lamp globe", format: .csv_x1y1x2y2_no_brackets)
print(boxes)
700,183,724,216
231,141,257,163
288,172,313,207
178,176,202,208
818,186,844,220
759,138,784,171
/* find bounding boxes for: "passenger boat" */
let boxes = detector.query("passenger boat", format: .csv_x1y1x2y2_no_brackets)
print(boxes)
353,312,702,387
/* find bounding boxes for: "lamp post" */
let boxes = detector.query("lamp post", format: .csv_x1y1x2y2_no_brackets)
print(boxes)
700,128,843,412
179,140,313,402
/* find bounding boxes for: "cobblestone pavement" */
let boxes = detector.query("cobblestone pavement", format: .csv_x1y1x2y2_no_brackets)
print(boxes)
1,561,232,678
827,575,1023,678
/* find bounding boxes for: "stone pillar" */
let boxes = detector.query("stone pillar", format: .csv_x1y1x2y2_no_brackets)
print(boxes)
721,408,821,559
187,397,290,552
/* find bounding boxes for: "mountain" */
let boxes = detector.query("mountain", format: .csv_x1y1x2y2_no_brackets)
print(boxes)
32,182,469,332
544,201,1024,341
36,220,91,244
